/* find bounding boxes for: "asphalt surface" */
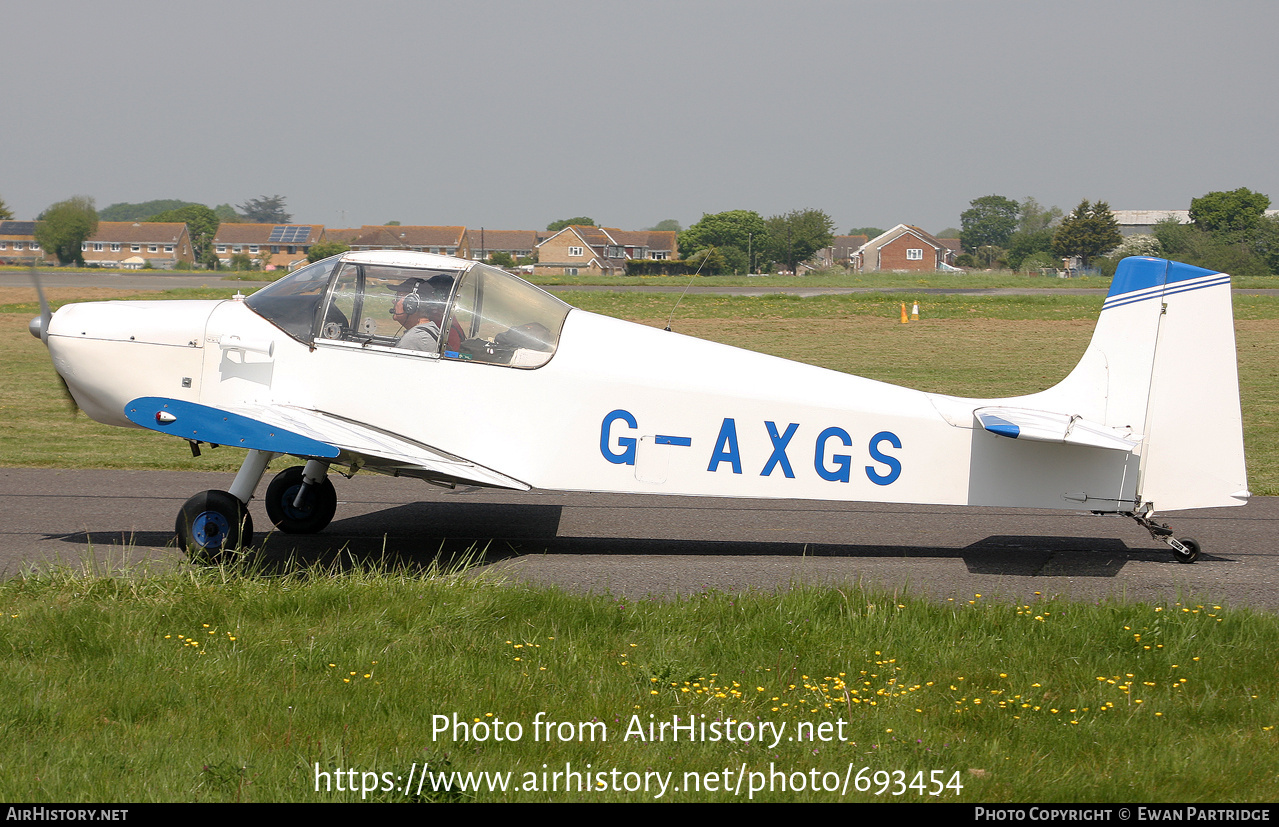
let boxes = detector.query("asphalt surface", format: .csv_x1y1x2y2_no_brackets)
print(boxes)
3,467,1275,611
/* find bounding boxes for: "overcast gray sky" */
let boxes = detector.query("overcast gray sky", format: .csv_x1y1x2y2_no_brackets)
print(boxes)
4,0,1277,235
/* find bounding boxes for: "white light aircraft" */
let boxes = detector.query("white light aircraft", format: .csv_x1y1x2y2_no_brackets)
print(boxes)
29,253,1248,563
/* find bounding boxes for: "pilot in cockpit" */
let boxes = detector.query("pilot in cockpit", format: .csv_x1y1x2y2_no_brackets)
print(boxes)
389,277,447,351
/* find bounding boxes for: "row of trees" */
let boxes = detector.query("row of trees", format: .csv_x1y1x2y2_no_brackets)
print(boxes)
675,208,835,274
958,188,1279,276
1153,188,1279,277
99,195,291,225
540,212,835,274
958,194,1121,271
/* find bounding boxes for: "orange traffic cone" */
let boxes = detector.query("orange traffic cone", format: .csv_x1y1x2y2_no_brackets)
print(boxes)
911,302,920,320
900,302,909,324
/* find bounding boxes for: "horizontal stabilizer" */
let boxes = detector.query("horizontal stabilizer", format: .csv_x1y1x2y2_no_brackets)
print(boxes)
974,406,1141,452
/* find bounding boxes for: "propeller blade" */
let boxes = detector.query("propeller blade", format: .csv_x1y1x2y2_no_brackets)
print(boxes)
28,263,51,344
28,264,78,416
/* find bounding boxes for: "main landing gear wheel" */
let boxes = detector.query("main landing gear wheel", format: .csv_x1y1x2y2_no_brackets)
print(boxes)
176,490,253,562
1174,537,1201,564
265,465,337,534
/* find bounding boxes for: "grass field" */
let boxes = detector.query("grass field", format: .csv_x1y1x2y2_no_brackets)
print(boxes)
0,562,1275,802
1,283,1276,802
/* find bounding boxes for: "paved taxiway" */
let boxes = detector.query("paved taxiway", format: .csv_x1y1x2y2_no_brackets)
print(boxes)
3,467,1275,610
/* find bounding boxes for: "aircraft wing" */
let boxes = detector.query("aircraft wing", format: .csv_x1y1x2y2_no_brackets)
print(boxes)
973,406,1142,452
124,396,530,490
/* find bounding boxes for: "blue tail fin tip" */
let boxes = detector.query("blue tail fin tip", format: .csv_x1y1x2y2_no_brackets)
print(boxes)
1107,257,1222,299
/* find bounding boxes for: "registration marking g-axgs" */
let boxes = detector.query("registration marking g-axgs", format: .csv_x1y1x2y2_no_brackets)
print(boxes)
599,409,902,486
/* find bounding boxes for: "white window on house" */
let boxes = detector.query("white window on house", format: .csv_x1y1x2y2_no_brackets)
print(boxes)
94,242,104,252
906,248,923,260
249,245,259,254
148,245,158,253
216,245,226,253
568,246,584,257
0,242,8,250
164,245,173,253
565,267,579,275
131,244,142,252
30,242,39,250
111,243,121,252
232,245,242,253
13,242,23,251
652,251,668,260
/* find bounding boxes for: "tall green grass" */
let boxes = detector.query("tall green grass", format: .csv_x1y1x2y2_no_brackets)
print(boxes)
0,561,1274,802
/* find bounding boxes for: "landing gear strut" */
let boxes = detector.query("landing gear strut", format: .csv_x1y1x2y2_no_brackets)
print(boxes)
1129,509,1201,564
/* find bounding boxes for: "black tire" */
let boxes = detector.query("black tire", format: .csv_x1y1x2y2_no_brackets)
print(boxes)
176,490,253,562
264,466,338,534
1174,537,1201,564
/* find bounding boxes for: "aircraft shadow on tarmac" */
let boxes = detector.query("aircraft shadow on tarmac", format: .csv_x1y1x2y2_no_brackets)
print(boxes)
49,500,1211,577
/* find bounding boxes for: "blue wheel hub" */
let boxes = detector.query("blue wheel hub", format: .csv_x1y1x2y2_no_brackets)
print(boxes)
191,511,231,548
279,484,313,520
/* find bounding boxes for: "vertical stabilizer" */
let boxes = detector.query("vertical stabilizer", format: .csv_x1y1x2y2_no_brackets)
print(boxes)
1016,257,1248,512
1132,260,1248,510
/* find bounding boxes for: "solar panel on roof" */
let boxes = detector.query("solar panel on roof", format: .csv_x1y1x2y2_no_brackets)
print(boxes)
268,226,311,243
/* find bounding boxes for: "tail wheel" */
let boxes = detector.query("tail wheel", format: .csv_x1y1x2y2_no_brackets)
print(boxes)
265,466,338,534
176,490,253,562
1174,537,1201,564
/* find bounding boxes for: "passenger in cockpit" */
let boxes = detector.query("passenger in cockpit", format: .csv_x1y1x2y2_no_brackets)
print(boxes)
389,277,446,351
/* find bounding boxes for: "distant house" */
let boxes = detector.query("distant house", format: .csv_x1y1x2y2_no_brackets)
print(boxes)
812,235,869,269
533,226,677,276
937,236,962,262
0,221,42,264
348,225,471,259
468,230,541,262
857,225,957,272
321,228,362,246
81,222,195,269
212,223,323,270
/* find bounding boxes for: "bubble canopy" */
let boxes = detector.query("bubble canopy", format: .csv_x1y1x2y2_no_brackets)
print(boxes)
245,251,571,368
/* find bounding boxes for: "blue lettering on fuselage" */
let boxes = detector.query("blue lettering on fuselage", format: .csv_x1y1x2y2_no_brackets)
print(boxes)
866,431,903,485
761,421,799,478
598,412,902,486
707,418,742,474
815,426,853,482
600,409,638,465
